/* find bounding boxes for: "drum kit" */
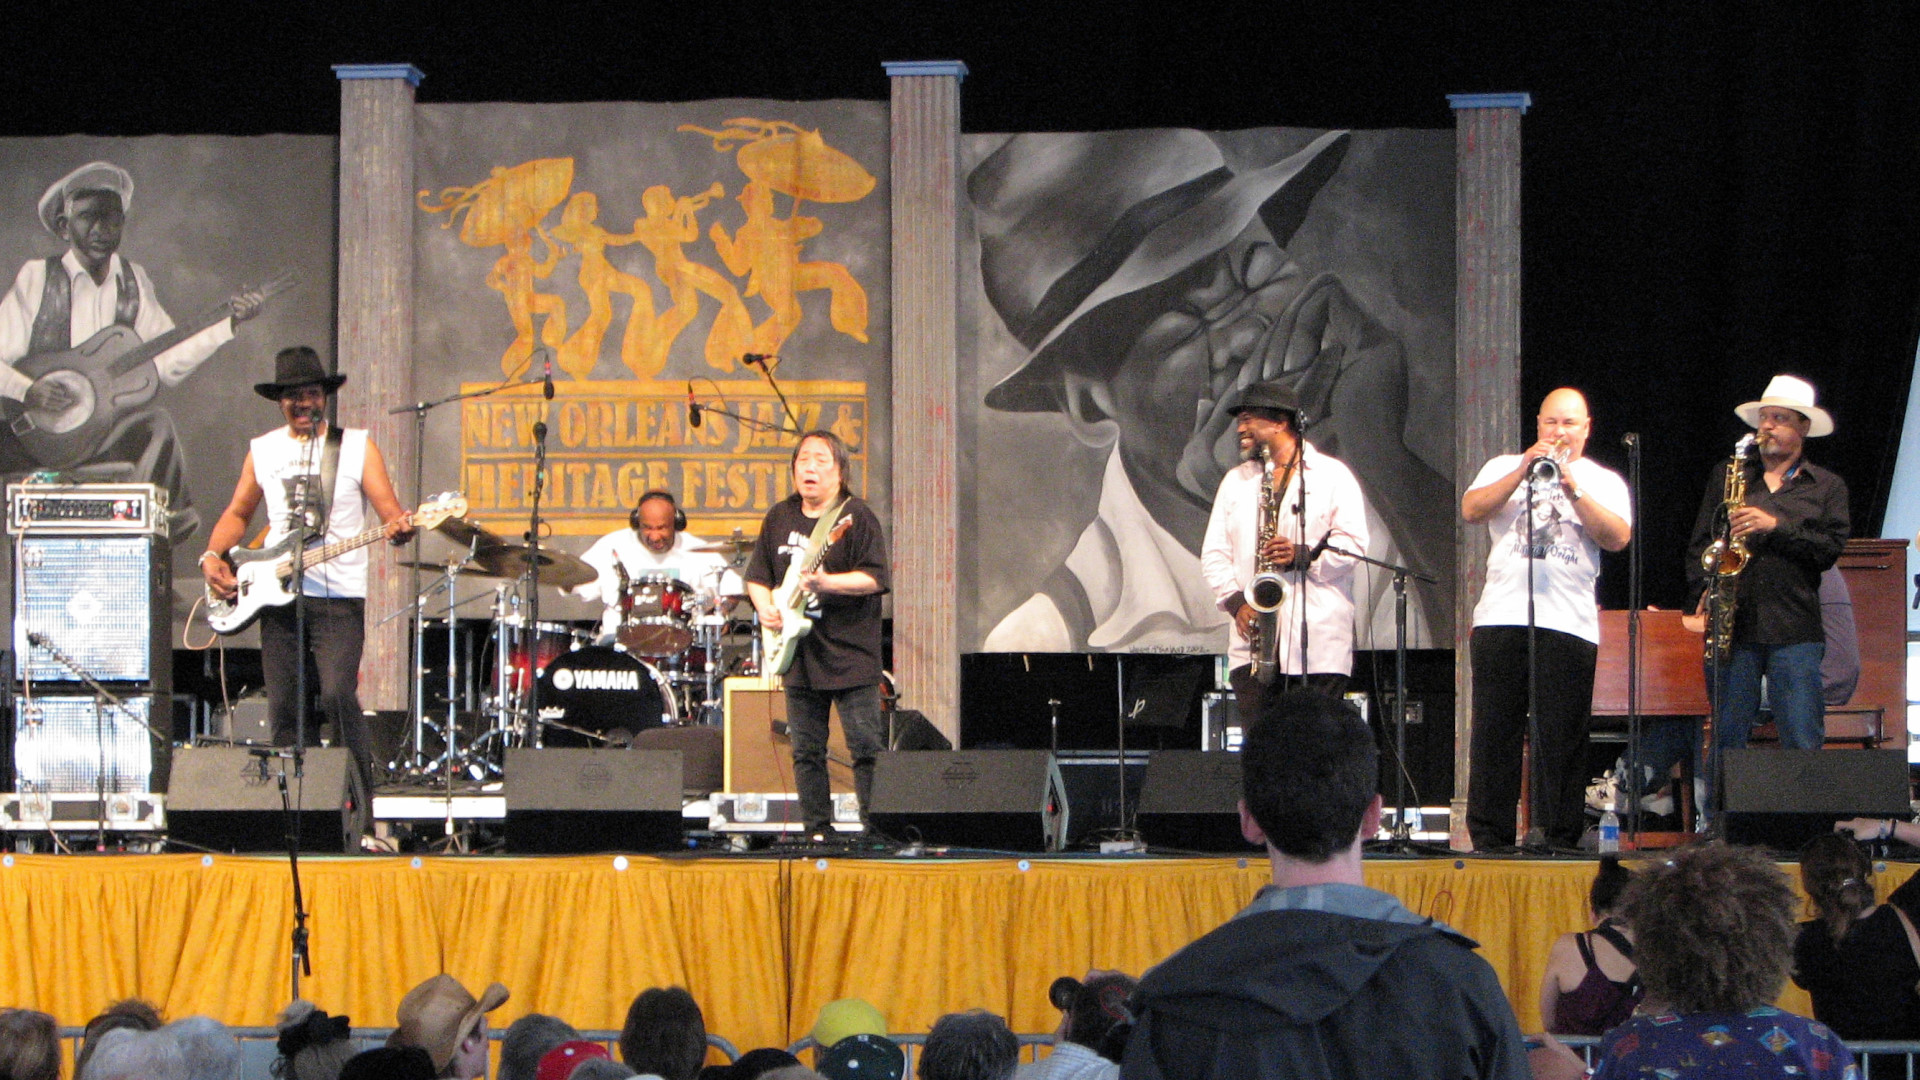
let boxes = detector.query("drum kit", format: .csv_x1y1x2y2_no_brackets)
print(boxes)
394,514,760,779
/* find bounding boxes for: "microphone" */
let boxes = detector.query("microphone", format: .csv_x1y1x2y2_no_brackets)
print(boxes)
25,631,48,648
687,383,702,428
1295,412,1311,433
533,420,548,442
1305,532,1334,565
742,353,769,368
1621,432,1639,449
541,348,555,401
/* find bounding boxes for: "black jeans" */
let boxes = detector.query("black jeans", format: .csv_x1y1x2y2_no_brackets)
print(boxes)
1467,625,1598,850
260,596,373,834
785,682,885,832
1228,666,1351,730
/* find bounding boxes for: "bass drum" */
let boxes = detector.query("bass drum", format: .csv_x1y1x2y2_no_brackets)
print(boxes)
535,645,677,747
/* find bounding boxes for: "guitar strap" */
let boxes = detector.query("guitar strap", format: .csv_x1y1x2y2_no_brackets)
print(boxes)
799,496,848,572
315,425,344,538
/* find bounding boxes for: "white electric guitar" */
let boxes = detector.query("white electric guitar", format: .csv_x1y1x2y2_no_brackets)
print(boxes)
762,513,853,676
205,492,467,635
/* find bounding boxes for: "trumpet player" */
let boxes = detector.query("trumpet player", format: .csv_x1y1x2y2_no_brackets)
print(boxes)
1462,388,1630,852
1201,382,1369,722
1685,375,1849,753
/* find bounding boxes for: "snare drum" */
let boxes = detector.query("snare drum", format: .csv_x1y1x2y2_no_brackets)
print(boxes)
536,645,677,745
491,618,580,697
618,575,696,656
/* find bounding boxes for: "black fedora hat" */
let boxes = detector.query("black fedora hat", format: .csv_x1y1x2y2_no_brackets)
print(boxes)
1226,380,1302,419
254,346,346,400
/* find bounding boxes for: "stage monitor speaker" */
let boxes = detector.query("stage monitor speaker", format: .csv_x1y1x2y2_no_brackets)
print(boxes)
867,750,1067,852
1723,749,1910,851
166,745,350,853
503,748,683,853
1136,750,1257,852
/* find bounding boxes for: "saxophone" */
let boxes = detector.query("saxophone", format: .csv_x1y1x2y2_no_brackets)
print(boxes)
1700,433,1757,661
1247,445,1287,685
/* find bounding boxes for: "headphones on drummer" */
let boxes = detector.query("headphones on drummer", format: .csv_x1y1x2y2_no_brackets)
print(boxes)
631,490,687,533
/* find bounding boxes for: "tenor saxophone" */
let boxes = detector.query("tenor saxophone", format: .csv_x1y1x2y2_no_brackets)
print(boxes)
1700,433,1757,661
1247,445,1287,685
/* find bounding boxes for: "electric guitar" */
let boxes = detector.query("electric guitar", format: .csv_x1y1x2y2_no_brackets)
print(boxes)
762,512,854,676
205,492,466,635
1,272,295,469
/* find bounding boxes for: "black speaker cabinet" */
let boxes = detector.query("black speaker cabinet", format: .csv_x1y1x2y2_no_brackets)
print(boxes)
867,750,1067,852
1723,749,1910,851
1136,750,1256,852
166,745,350,853
503,748,684,853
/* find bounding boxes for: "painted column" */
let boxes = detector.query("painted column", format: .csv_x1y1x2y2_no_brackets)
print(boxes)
883,60,968,742
334,63,423,713
1448,92,1530,849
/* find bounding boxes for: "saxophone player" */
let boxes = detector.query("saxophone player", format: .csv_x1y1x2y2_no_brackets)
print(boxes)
1201,382,1369,721
1462,388,1631,852
1685,375,1849,754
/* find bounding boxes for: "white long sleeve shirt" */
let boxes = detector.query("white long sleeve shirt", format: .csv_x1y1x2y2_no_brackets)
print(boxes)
1200,441,1370,675
0,251,234,400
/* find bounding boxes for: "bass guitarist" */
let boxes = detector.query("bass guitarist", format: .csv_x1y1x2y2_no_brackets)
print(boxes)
744,429,888,841
201,347,415,841
0,162,264,542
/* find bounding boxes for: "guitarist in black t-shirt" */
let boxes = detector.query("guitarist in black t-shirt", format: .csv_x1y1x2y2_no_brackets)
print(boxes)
745,429,890,840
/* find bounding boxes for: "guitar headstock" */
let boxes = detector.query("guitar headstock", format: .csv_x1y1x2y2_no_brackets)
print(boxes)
828,516,853,544
410,491,470,531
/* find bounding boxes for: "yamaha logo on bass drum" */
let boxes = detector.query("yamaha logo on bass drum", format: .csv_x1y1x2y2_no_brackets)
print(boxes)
551,666,642,692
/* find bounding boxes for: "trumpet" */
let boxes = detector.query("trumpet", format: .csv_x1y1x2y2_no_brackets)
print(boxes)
1527,436,1571,489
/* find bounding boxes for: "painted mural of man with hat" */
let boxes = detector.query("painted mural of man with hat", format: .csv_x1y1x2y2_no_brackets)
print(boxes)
1200,379,1369,721
1685,374,1850,753
201,347,415,841
970,128,1453,656
0,161,264,540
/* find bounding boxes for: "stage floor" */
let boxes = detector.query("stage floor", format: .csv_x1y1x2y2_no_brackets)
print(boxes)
2,851,1911,1050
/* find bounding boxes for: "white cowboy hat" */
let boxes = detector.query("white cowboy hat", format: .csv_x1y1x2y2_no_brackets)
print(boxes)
1735,374,1833,437
37,161,134,237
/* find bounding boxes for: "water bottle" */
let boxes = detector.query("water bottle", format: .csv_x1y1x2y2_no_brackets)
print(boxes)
1598,809,1620,853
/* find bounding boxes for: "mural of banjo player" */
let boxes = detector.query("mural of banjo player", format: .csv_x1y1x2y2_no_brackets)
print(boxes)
0,161,265,542
976,130,1453,653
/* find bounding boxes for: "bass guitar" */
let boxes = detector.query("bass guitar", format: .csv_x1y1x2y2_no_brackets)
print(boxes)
762,512,854,676
2,272,295,469
205,491,466,635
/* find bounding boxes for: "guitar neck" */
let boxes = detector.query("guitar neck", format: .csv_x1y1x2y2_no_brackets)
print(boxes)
277,521,390,576
108,271,296,378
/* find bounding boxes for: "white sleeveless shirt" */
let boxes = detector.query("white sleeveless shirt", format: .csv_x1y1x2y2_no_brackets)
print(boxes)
251,425,371,599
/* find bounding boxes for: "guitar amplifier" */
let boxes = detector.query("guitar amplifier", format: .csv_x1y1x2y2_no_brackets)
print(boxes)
10,533,171,686
11,692,163,793
7,483,169,535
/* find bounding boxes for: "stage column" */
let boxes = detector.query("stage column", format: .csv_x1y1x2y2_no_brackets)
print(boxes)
884,60,968,742
333,62,424,712
1448,92,1531,850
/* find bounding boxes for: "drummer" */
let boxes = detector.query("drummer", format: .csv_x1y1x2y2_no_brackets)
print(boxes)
569,491,744,645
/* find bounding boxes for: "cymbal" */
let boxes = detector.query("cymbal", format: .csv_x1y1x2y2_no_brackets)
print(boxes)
468,543,597,589
690,535,757,554
396,559,497,576
435,515,507,550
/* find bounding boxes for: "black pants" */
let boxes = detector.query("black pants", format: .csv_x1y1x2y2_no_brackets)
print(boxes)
260,596,373,834
786,683,885,833
1228,666,1350,730
1467,625,1598,850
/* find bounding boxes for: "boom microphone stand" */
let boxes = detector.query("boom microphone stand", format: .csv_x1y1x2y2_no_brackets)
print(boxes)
1621,433,1645,841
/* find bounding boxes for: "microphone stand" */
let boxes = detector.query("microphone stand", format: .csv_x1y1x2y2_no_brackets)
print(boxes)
387,367,548,772
1521,468,1550,852
741,354,803,433
1321,546,1442,852
1290,438,1310,695
1621,433,1645,842
524,414,550,748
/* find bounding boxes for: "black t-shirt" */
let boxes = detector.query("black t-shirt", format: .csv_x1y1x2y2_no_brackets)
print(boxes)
744,494,888,690
1792,906,1920,1039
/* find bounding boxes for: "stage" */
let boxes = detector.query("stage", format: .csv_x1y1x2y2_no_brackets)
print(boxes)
2,851,1910,1049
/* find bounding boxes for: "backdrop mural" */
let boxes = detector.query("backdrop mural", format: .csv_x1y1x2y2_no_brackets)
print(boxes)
0,135,339,644
413,101,889,562
960,126,1455,655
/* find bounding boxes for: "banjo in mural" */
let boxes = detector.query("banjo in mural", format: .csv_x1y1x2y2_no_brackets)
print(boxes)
0,161,285,543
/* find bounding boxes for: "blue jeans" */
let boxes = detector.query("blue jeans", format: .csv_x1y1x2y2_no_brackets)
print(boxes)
1713,641,1827,750
785,683,885,832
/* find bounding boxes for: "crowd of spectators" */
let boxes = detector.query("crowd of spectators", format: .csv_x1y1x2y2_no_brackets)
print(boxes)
5,692,1920,1080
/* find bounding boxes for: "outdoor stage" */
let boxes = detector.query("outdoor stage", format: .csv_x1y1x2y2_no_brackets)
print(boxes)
4,852,1912,1050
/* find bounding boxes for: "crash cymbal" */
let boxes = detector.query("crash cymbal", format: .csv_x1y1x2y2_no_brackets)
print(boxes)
396,559,500,576
469,543,597,589
434,515,507,550
689,534,757,554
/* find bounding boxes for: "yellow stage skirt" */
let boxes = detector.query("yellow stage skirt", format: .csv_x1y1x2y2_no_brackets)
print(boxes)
3,853,1911,1049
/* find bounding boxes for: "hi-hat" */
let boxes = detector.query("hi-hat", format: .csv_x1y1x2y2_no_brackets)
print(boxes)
690,535,757,554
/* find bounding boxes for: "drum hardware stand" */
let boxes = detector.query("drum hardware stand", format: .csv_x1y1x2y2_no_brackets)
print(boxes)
389,360,548,770
1324,546,1441,853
